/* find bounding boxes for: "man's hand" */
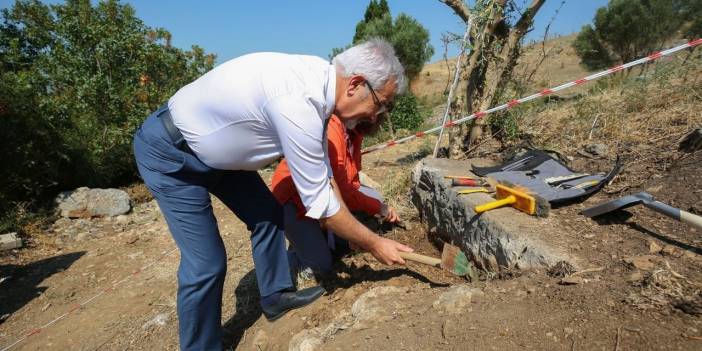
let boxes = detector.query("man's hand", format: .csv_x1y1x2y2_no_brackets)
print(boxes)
380,204,400,223
367,236,413,265
322,182,412,265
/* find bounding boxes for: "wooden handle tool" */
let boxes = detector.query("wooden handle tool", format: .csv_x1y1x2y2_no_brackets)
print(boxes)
399,252,441,266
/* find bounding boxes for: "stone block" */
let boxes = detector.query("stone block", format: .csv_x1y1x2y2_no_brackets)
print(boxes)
411,158,578,272
0,232,22,251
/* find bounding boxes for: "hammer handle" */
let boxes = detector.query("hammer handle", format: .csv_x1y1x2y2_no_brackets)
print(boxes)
474,195,516,213
399,252,441,267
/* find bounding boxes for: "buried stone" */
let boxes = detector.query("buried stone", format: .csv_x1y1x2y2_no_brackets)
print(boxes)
432,285,483,314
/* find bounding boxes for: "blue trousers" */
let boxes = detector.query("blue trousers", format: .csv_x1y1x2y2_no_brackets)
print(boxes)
133,110,294,350
283,203,334,273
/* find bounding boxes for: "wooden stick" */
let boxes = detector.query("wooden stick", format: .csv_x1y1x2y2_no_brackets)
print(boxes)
399,252,441,267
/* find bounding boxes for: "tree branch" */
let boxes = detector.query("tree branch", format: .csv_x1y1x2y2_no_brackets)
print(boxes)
438,0,471,23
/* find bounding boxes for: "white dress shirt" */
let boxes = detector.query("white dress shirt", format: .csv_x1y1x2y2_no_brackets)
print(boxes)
167,52,339,219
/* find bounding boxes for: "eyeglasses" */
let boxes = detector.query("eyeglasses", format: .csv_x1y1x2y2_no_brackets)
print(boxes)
364,81,394,117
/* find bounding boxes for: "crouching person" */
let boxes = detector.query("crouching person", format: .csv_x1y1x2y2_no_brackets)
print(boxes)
271,113,400,278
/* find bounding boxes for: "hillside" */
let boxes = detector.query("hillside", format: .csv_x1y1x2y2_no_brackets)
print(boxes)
411,34,590,105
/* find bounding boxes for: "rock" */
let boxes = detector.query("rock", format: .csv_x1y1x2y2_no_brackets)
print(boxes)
628,272,644,283
584,144,608,156
115,215,130,224
661,245,683,258
0,233,22,251
123,233,139,245
432,285,483,314
55,187,131,218
648,241,663,254
351,286,406,324
142,313,170,329
623,255,660,271
252,330,269,351
53,217,72,228
559,276,584,285
289,328,323,351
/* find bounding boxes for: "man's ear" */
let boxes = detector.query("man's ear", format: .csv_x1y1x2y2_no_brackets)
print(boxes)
346,75,365,97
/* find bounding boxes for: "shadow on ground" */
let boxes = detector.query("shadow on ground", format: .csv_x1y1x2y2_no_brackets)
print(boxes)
322,260,450,294
592,210,702,255
222,269,261,348
0,251,86,320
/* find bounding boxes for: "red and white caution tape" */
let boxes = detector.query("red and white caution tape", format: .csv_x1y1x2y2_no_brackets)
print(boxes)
0,247,178,351
363,38,702,155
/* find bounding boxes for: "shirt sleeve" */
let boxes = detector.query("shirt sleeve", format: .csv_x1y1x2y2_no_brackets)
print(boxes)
264,95,340,219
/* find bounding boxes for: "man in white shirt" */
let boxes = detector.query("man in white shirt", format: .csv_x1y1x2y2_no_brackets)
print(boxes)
133,38,412,350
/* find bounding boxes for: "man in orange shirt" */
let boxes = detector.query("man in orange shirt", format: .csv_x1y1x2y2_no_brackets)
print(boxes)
271,114,399,274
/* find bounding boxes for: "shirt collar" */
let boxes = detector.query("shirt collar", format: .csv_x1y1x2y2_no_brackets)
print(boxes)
324,65,336,118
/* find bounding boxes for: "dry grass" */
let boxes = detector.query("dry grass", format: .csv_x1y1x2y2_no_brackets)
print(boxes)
628,261,702,313
411,33,701,159
520,56,702,157
411,34,590,108
124,182,153,204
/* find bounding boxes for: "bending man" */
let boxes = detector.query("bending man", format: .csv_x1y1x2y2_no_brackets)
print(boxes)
132,38,413,350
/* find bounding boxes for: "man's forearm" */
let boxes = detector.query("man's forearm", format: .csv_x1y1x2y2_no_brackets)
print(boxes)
320,178,412,265
320,205,379,250
320,178,379,250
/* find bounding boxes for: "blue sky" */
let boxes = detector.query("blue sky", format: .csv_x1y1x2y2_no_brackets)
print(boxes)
1,0,609,64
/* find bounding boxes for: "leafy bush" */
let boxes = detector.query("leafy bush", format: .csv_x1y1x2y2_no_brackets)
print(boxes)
333,0,434,81
389,94,423,131
572,0,697,70
0,0,215,217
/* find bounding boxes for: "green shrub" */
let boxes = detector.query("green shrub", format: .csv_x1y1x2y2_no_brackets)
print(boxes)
573,0,693,70
0,0,215,220
335,0,433,81
389,94,423,131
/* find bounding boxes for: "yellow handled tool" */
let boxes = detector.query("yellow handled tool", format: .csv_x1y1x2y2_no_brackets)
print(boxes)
475,194,522,213
474,184,549,217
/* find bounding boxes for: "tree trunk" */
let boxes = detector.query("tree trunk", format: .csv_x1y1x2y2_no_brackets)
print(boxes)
466,0,545,147
445,0,507,158
440,0,473,158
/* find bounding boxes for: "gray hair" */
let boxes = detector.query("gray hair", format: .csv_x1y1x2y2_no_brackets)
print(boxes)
332,38,407,95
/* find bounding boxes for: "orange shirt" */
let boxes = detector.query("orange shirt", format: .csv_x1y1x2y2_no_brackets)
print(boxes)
271,115,382,218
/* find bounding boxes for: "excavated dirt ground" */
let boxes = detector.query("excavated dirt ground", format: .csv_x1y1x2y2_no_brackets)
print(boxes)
3,134,700,351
